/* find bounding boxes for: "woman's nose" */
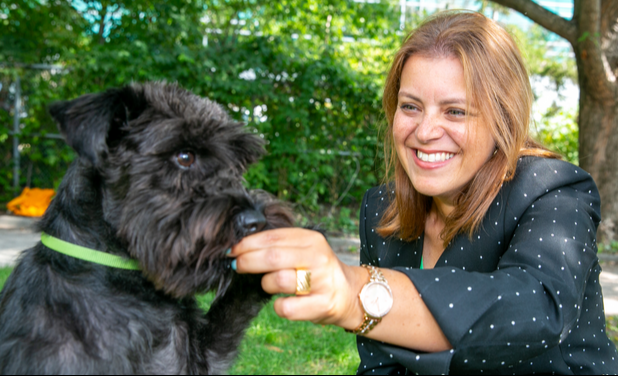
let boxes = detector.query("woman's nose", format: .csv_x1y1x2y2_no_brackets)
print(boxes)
415,112,444,142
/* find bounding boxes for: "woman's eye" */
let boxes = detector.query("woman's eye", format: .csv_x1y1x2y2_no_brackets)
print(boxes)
401,104,419,111
176,151,196,169
448,109,466,116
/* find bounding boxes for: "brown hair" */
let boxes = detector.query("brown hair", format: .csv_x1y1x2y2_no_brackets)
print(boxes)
378,10,559,246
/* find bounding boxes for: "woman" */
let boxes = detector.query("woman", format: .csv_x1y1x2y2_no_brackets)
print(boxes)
230,11,618,374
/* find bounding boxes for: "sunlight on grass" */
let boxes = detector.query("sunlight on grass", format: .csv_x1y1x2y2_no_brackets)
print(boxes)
197,293,360,375
3,267,618,373
0,267,13,290
0,270,359,375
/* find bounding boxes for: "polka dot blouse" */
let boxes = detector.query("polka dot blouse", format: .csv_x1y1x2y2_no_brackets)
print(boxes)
356,157,618,375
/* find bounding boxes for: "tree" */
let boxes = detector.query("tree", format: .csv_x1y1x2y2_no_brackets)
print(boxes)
490,0,618,243
0,0,397,233
0,1,85,200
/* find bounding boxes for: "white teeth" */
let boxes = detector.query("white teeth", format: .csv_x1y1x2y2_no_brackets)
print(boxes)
417,150,455,163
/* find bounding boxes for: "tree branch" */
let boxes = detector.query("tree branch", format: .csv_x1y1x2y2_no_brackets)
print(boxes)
601,0,618,77
490,0,577,45
577,0,614,102
98,1,109,45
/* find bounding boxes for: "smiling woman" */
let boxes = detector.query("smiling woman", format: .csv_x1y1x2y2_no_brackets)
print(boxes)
395,55,495,199
388,55,498,269
379,11,558,252
230,10,618,375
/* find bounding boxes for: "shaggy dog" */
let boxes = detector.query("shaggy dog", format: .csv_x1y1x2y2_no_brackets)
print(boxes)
0,82,293,374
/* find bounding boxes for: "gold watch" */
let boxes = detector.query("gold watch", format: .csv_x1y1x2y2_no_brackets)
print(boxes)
346,265,393,335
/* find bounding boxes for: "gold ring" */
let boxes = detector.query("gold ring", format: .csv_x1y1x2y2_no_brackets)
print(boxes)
296,269,311,295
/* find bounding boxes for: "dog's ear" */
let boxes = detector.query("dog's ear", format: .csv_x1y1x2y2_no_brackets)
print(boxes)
230,131,266,169
48,85,148,166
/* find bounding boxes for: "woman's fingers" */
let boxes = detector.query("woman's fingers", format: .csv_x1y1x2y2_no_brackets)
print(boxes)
234,246,312,274
231,228,326,257
228,227,361,326
232,229,331,274
273,295,333,323
261,269,297,295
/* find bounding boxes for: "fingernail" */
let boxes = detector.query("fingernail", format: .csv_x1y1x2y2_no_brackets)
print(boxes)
231,259,237,271
226,248,232,255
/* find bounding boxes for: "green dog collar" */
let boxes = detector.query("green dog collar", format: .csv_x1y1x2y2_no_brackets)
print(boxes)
41,233,140,270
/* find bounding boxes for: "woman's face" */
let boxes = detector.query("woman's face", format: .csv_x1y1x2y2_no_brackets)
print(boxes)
393,55,496,204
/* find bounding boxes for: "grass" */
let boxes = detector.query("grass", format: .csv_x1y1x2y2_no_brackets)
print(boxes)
0,267,12,290
196,294,360,375
0,267,359,374
2,266,617,373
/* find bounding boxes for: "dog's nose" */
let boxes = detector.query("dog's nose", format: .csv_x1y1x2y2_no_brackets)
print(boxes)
237,210,267,236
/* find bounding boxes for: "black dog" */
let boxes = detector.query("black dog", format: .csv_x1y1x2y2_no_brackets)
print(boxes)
0,82,293,374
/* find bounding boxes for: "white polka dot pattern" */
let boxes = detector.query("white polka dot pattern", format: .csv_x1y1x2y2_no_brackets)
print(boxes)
355,157,617,375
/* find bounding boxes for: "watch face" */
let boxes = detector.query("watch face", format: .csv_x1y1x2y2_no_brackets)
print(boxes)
360,282,393,318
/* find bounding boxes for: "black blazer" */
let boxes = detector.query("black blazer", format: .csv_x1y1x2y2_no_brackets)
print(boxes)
356,156,618,375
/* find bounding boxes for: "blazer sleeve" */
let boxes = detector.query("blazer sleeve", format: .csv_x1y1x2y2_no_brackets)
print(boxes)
392,162,602,372
357,188,423,375
356,188,458,374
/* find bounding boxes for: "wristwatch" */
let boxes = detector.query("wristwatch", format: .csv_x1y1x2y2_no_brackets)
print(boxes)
346,265,393,335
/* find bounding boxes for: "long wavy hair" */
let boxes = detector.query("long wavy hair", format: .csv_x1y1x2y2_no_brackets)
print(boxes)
377,11,559,246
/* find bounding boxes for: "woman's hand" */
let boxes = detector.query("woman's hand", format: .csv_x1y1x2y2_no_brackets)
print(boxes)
231,228,451,352
230,228,366,330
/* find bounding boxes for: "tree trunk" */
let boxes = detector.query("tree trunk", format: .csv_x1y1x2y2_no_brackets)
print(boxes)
98,2,108,45
491,0,618,243
577,79,618,242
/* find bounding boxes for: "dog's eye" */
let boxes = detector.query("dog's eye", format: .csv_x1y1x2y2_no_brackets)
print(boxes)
176,151,195,169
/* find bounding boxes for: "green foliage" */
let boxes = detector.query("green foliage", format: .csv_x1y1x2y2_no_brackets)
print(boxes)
507,24,577,88
532,107,579,165
0,67,77,203
607,316,618,346
0,0,583,233
508,16,580,170
314,207,359,237
0,0,86,65
598,241,618,255
0,0,399,226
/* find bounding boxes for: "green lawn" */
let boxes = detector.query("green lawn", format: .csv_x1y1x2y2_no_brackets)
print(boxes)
0,268,12,288
0,267,359,374
197,293,360,375
2,266,617,374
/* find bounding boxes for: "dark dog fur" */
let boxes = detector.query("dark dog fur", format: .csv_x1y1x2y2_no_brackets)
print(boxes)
0,82,293,374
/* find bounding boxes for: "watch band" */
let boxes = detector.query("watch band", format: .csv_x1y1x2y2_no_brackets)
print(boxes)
345,313,382,335
345,265,388,335
365,264,387,284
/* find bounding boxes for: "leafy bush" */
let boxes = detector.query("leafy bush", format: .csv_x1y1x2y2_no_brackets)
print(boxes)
1,1,585,236
533,107,579,165
1,0,394,228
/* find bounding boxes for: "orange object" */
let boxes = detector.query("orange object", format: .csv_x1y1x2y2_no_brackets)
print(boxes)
7,188,55,217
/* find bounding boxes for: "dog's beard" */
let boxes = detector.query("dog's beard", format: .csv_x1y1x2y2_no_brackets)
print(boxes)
114,189,293,298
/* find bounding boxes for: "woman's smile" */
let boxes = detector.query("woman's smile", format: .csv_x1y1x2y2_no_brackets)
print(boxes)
412,148,458,169
393,54,496,202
